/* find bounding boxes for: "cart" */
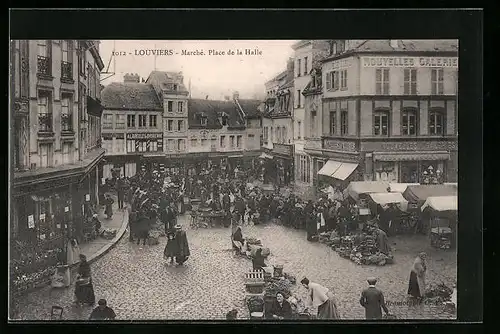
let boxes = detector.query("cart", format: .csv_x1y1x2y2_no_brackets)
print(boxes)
430,225,452,249
421,196,457,249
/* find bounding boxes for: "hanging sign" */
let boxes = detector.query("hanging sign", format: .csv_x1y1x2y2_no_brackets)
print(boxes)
85,194,90,201
39,213,46,220
64,206,69,212
28,215,35,229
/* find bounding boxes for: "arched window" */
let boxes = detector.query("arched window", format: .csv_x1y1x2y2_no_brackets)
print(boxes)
429,108,445,135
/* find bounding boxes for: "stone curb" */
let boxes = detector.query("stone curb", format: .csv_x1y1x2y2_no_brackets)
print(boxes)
87,209,129,265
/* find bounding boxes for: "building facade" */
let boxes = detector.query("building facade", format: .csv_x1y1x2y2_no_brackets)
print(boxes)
292,40,330,198
100,73,164,178
10,40,105,265
311,39,458,188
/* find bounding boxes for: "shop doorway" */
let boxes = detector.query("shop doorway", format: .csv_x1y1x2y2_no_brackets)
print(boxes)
400,162,419,183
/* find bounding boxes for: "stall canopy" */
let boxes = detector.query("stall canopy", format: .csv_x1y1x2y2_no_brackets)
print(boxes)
403,184,458,206
421,195,458,212
317,159,358,180
369,192,409,212
259,153,273,159
389,183,419,193
345,181,390,201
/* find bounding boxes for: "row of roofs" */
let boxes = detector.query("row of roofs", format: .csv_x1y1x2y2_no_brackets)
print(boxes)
101,71,261,130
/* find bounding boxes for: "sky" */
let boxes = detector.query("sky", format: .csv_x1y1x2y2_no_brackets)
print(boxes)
99,40,297,100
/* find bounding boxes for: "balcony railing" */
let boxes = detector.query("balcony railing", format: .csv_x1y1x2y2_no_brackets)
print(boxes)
38,112,53,133
37,56,52,77
61,113,73,132
61,61,73,82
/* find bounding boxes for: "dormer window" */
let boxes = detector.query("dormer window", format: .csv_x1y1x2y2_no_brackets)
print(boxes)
222,114,228,126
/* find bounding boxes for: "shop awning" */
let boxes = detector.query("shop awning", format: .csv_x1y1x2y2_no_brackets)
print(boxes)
403,184,458,206
346,181,390,201
421,195,458,212
317,160,342,177
369,192,409,212
259,153,273,159
389,183,420,193
331,162,358,181
373,151,450,161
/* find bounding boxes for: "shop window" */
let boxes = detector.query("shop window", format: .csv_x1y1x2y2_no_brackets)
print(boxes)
127,139,136,153
374,110,389,136
400,162,419,183
429,108,445,135
402,108,417,135
375,162,398,182
431,68,444,95
149,141,158,152
404,69,417,95
375,68,390,95
340,110,348,135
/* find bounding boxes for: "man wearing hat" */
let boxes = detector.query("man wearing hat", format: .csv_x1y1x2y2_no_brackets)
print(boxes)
359,277,390,320
89,299,116,320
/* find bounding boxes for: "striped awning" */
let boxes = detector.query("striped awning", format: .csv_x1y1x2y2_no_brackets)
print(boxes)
373,151,450,161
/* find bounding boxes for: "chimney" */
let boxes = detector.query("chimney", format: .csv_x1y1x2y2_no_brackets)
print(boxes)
178,71,184,84
390,40,399,48
124,73,140,83
233,91,239,101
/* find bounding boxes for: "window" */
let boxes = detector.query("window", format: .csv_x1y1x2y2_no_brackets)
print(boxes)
374,110,389,136
297,59,301,77
138,115,147,128
115,138,125,153
39,143,53,167
340,110,348,135
62,143,73,164
375,68,390,95
270,126,273,142
191,138,198,147
103,139,113,153
404,69,417,95
297,121,302,139
211,136,217,148
429,108,444,135
237,135,242,148
61,40,73,81
326,72,331,90
61,94,73,131
127,114,136,128
248,134,255,138
128,140,136,153
149,141,158,152
167,120,173,131
201,116,207,126
178,101,184,113
229,136,235,148
283,127,288,143
38,91,52,132
220,135,226,148
310,111,316,136
173,84,178,91
177,139,185,151
177,120,184,131
297,90,301,108
167,101,173,112
201,138,208,147
115,114,126,128
221,114,228,126
149,115,157,128
263,127,268,141
327,71,340,91
337,40,345,53
340,70,347,89
168,139,175,151
431,69,444,95
402,108,417,136
102,114,113,129
304,56,308,75
37,40,51,76
331,42,337,55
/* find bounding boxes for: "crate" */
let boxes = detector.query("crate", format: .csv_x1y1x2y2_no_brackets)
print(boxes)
245,270,265,282
245,282,266,294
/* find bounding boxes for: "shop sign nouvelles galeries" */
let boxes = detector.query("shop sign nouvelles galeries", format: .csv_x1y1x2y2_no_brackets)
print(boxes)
362,56,458,68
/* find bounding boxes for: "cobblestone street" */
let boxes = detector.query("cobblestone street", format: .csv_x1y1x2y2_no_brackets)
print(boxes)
14,214,457,321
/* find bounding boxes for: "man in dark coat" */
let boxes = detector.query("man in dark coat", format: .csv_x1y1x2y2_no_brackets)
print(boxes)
234,196,246,224
359,277,390,320
116,178,125,210
222,192,231,214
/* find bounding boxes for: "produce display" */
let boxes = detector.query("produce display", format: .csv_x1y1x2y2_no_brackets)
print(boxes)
424,282,453,304
319,231,394,266
246,296,264,313
246,238,262,246
264,278,292,299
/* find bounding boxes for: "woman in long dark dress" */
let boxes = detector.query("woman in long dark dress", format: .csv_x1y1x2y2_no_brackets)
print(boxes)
74,254,96,306
408,252,427,302
174,225,190,265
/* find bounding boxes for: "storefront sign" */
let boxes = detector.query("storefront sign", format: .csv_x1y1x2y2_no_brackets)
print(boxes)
85,194,90,201
362,57,458,68
28,215,35,229
361,140,457,152
64,206,69,212
323,139,357,152
127,133,163,140
328,58,352,69
272,144,293,157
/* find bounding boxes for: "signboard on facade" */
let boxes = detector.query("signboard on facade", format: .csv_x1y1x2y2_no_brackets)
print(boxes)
362,57,458,68
323,139,357,152
329,59,352,69
127,133,163,140
361,140,458,152
272,144,293,157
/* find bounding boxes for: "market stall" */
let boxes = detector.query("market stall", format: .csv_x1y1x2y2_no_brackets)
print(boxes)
402,184,458,207
388,183,419,194
345,181,390,202
421,195,458,249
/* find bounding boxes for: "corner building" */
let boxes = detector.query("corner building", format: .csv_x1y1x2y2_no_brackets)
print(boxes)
313,40,458,186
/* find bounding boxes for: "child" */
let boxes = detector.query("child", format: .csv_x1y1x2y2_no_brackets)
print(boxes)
163,232,176,265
